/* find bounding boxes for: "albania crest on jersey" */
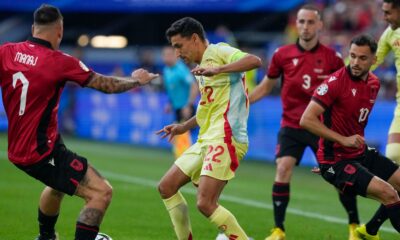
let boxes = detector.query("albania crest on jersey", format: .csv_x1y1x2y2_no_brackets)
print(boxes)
317,83,328,96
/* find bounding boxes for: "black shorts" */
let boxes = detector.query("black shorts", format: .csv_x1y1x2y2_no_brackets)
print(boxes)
276,127,319,164
15,137,88,196
320,148,399,197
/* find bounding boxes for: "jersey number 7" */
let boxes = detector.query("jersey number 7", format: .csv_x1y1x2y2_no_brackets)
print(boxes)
12,71,29,116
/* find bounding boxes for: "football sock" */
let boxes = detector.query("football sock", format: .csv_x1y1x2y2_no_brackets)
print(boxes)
366,204,388,235
75,221,99,240
386,201,400,232
338,192,360,224
272,182,289,231
38,208,58,238
209,205,248,240
163,192,192,240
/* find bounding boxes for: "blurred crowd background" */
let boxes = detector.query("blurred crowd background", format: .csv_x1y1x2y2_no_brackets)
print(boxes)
0,0,396,164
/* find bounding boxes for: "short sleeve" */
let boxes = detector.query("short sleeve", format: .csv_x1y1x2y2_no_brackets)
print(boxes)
311,74,341,109
60,53,93,86
267,49,282,79
217,44,246,64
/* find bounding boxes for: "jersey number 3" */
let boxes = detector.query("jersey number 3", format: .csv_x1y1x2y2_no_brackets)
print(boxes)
13,72,29,116
302,74,311,89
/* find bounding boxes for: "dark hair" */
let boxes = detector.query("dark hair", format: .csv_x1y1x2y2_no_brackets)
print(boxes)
350,35,378,54
34,4,63,25
165,17,206,43
299,4,322,19
383,0,400,8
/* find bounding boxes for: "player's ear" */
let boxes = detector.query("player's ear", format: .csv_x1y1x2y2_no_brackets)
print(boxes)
31,24,34,35
372,55,377,65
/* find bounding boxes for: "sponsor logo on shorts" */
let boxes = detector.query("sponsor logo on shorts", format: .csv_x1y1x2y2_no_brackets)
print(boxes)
344,164,356,175
70,159,84,172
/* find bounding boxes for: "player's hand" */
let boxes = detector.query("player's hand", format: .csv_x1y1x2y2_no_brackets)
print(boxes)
131,68,159,85
340,134,365,148
191,66,220,76
156,123,187,142
311,166,321,175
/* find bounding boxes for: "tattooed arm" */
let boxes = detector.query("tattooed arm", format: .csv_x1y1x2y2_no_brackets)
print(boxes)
87,68,159,93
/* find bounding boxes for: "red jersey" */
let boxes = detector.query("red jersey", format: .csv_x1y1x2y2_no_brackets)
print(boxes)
0,37,92,165
311,66,380,164
268,41,344,128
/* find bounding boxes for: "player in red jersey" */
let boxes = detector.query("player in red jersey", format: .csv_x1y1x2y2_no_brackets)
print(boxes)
249,4,359,240
0,4,158,240
301,34,400,236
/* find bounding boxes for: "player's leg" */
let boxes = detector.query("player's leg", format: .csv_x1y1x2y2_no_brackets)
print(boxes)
158,165,192,240
37,187,64,240
357,149,400,237
197,176,248,240
73,166,113,240
158,143,202,240
386,109,400,164
365,176,400,232
266,127,305,240
196,140,248,240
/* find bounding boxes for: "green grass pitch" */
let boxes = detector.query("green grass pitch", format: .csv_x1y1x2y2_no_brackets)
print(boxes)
0,134,397,239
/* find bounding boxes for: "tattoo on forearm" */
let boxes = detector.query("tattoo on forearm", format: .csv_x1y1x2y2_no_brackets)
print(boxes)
87,73,141,93
78,208,104,226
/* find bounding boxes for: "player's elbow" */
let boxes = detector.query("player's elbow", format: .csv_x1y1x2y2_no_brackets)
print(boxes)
299,113,312,130
249,55,262,68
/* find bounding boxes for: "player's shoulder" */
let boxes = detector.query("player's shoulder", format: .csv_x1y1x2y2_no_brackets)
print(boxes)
275,43,296,52
368,72,380,83
318,43,342,58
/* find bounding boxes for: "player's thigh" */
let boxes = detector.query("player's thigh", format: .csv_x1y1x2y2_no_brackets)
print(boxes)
159,164,191,195
366,176,398,204
387,112,400,163
74,165,112,199
388,168,400,192
199,140,248,182
364,148,399,181
174,142,204,185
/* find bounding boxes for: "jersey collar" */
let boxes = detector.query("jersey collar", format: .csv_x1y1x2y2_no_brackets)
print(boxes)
27,36,53,50
296,39,320,52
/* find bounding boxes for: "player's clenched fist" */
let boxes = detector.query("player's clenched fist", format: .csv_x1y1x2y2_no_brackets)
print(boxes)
131,68,159,85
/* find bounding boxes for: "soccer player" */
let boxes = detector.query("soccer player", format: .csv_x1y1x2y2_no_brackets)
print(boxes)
249,4,360,240
0,4,158,240
156,17,261,240
162,46,198,158
300,34,400,238
350,1,400,238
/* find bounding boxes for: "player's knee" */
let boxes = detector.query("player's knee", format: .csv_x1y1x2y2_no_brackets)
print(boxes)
98,182,113,206
158,180,174,199
276,162,293,179
196,198,215,217
379,185,399,205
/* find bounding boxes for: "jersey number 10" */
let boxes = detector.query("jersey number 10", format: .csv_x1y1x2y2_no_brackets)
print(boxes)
12,71,29,116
